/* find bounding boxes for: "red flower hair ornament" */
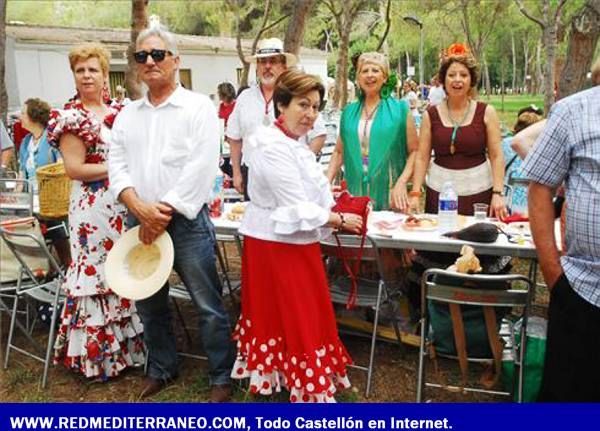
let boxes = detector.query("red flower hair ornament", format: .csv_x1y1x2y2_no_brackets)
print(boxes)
441,43,472,61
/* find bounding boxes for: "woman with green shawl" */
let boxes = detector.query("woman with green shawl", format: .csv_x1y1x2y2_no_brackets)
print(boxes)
326,52,418,211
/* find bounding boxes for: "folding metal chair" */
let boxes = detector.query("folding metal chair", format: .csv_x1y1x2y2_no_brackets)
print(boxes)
416,268,532,402
1,226,66,388
320,233,403,397
166,236,241,362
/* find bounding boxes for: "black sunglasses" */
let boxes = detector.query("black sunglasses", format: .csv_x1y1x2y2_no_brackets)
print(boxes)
134,49,173,64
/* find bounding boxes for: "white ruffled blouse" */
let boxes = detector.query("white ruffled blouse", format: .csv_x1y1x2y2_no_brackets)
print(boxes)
239,125,334,244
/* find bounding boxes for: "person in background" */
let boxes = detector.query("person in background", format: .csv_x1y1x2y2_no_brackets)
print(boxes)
0,120,14,169
18,98,61,194
109,25,234,402
217,82,237,179
231,69,361,402
18,97,71,267
327,52,417,212
227,38,296,198
523,84,600,401
501,106,543,215
115,85,131,105
427,76,446,107
217,82,236,128
591,57,600,86
227,38,326,198
402,79,419,117
48,42,145,381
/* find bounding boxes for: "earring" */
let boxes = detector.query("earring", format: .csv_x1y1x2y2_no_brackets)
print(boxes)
102,83,111,103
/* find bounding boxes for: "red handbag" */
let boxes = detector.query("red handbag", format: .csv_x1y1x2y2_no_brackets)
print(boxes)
331,191,371,309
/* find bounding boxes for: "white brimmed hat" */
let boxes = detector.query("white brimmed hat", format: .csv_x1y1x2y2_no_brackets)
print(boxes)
105,226,174,301
245,38,298,67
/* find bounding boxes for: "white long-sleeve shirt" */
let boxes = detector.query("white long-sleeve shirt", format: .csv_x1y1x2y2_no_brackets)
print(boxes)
109,86,219,220
239,125,334,244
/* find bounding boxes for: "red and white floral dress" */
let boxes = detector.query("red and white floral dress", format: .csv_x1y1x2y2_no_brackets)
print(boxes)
47,100,145,380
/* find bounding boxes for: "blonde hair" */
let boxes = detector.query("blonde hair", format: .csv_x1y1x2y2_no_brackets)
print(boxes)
68,43,111,76
513,111,543,134
356,52,390,80
592,57,600,86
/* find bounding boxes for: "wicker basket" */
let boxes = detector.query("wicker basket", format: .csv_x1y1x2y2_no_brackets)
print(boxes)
36,162,71,219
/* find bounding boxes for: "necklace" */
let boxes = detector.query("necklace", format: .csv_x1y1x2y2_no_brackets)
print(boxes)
446,99,472,155
360,101,380,157
260,87,273,126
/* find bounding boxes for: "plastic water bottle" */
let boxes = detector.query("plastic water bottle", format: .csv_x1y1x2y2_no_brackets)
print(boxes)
209,171,224,218
438,181,458,233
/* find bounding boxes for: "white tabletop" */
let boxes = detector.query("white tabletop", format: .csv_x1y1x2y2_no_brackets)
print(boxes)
210,209,559,260
210,203,244,236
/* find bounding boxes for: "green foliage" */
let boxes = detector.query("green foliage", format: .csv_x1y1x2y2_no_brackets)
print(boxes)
6,0,591,92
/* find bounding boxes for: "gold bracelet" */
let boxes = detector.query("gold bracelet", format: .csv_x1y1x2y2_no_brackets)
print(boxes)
409,190,422,198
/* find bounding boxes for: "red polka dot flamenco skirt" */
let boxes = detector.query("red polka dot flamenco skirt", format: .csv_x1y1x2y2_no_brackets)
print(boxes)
231,236,352,402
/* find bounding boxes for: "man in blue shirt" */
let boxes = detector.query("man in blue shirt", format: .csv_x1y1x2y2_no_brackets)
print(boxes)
522,85,600,401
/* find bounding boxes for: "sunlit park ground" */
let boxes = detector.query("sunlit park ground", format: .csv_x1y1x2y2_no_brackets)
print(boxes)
483,94,544,131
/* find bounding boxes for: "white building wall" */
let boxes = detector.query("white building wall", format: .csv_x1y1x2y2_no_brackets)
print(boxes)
9,43,76,110
7,39,328,111
179,52,242,97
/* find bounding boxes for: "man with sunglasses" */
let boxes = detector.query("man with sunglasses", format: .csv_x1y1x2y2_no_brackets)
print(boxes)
109,25,234,402
226,38,326,198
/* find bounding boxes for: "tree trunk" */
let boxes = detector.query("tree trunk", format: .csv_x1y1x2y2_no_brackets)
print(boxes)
522,39,530,92
125,0,148,101
334,24,351,108
284,0,314,57
326,0,366,109
511,31,517,92
558,0,600,98
515,0,567,112
375,0,392,52
542,22,558,113
483,54,492,98
0,0,8,122
535,38,543,95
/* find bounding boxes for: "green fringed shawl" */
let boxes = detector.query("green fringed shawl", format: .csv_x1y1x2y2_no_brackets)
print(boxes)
339,97,409,210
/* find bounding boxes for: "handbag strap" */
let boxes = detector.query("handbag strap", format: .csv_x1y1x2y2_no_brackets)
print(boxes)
334,230,367,309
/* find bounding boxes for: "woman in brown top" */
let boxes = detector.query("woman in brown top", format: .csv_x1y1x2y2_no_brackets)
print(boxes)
409,44,507,218
404,44,511,329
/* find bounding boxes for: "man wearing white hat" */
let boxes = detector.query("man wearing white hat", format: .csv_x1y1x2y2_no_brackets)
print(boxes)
109,25,234,402
227,37,326,198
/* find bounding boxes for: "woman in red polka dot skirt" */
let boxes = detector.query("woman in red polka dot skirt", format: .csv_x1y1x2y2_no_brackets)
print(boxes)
231,70,364,402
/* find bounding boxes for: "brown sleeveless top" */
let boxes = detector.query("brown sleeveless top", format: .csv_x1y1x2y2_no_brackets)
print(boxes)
425,101,492,215
428,101,487,170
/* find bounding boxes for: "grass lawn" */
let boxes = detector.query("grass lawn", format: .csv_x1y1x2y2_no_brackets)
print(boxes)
481,94,544,131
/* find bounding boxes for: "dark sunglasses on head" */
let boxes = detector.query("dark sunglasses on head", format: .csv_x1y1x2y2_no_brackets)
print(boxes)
134,49,173,64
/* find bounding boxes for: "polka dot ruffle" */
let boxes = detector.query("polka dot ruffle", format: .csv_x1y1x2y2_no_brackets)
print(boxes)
231,314,352,403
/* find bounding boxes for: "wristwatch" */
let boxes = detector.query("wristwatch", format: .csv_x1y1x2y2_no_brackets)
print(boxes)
492,189,504,197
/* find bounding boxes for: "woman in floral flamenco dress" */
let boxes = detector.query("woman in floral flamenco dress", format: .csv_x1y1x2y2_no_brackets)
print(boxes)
48,43,144,381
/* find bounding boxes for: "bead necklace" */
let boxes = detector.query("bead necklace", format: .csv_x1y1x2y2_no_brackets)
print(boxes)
446,99,472,155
